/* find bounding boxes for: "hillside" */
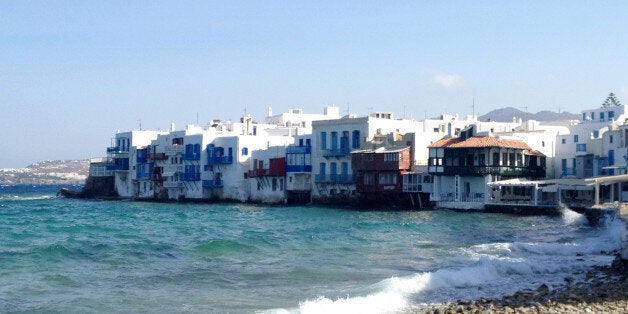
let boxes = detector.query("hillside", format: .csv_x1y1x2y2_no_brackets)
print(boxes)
0,159,89,185
479,107,580,122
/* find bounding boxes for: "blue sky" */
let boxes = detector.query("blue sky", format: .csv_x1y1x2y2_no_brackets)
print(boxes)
1,1,627,168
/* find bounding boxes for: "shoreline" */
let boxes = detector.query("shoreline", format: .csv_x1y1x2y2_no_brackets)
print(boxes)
410,254,628,314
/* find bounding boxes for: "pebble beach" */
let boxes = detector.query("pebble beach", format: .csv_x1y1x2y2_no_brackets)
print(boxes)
412,254,628,314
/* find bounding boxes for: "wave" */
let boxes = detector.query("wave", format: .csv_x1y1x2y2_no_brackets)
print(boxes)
0,194,56,201
268,214,625,314
192,239,258,257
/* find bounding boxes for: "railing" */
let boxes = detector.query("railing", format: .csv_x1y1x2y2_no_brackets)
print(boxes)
147,153,167,160
165,145,184,155
163,181,183,188
434,165,545,177
286,146,312,154
136,172,151,179
322,147,350,157
105,163,129,171
180,172,200,181
286,165,312,172
163,165,184,173
561,168,576,177
315,174,354,184
182,152,201,160
207,156,233,165
202,180,223,188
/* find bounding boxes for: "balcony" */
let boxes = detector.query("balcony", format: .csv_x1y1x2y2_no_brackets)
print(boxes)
432,165,545,178
165,145,184,155
105,158,129,171
106,164,129,171
136,171,151,180
163,165,184,173
561,167,576,178
207,155,233,165
322,147,350,157
202,180,223,188
180,172,201,181
315,174,354,184
163,181,183,188
147,153,167,160
182,152,201,160
286,165,312,173
286,146,312,154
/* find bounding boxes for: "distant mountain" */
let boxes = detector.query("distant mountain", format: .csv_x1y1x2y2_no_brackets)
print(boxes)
479,107,580,122
0,159,89,185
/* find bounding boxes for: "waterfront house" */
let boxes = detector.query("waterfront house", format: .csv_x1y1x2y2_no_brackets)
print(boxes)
352,146,413,205
428,126,546,210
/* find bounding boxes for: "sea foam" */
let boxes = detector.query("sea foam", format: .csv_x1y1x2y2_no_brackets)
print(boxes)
272,213,626,314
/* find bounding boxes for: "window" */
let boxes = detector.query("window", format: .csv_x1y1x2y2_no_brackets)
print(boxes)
574,135,579,143
593,130,599,138
610,135,614,143
600,112,605,121
242,147,248,156
562,138,566,144
319,162,326,175
608,111,615,120
591,112,595,120
576,144,587,152
582,113,586,121
321,132,327,149
379,173,397,185
352,130,361,149
384,153,398,162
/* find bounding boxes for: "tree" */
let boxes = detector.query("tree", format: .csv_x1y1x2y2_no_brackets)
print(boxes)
602,92,622,108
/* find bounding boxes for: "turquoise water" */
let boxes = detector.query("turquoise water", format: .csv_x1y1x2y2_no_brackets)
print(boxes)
0,185,623,313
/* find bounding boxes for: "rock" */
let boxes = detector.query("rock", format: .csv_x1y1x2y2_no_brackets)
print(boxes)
536,283,550,296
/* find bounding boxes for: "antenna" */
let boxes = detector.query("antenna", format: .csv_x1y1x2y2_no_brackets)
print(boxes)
138,119,142,131
472,97,475,115
196,112,199,125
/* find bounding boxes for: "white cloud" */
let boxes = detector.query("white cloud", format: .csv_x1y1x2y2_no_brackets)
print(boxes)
431,73,465,88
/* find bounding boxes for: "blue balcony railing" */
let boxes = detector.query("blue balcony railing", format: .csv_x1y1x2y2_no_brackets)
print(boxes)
561,168,576,177
207,155,233,165
286,146,312,154
202,180,223,188
315,174,354,184
106,164,130,171
107,146,121,153
136,172,151,179
286,165,312,173
180,172,201,181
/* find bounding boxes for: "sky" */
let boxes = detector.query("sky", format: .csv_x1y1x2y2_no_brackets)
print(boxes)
1,1,627,168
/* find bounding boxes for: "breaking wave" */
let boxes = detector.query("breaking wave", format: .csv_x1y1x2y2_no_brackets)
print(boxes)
269,214,625,314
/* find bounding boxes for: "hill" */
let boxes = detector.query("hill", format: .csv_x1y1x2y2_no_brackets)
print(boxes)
0,159,89,185
479,107,580,122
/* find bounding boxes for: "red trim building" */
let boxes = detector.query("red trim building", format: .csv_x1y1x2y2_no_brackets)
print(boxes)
352,147,412,193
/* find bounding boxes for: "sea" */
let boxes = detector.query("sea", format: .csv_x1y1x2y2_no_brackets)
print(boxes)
0,184,624,313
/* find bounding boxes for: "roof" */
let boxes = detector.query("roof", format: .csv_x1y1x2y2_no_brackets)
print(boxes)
352,146,410,154
429,135,532,150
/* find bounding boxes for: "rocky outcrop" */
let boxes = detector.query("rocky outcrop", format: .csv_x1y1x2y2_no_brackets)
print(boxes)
59,176,118,199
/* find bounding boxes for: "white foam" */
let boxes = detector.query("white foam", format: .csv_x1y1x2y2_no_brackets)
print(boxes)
562,208,588,226
269,214,626,314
